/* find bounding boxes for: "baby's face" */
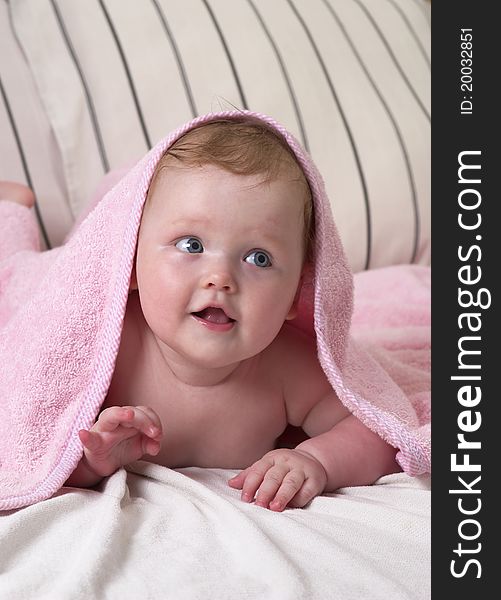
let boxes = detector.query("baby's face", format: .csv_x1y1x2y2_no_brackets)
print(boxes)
134,164,305,369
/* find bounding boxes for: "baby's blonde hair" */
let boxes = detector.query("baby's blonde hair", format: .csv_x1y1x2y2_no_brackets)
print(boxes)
148,119,314,261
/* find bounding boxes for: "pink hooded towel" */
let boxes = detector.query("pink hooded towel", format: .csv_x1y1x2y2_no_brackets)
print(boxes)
0,111,430,510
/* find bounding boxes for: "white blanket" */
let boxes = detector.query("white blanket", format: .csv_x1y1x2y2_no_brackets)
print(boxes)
0,463,430,599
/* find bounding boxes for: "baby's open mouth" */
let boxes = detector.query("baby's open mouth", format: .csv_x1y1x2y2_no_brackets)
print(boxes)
192,307,235,325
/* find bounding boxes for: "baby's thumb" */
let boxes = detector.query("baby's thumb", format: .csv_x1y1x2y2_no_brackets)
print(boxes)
78,429,99,451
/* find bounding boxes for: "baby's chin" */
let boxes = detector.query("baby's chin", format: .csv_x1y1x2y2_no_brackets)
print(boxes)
180,347,261,371
170,337,273,373
157,322,284,371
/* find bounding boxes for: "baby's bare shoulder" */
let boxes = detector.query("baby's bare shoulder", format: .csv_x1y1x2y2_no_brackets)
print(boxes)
267,324,333,426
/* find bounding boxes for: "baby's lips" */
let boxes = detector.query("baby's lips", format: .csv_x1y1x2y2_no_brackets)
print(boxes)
192,305,236,323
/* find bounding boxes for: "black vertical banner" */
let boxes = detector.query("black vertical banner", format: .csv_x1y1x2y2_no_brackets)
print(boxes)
433,2,499,596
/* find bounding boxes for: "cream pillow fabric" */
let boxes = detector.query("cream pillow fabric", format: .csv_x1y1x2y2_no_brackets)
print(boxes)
3,0,430,271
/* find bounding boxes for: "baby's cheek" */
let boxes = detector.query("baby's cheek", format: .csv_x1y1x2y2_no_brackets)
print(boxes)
142,265,183,305
246,305,288,351
138,282,181,334
265,288,296,323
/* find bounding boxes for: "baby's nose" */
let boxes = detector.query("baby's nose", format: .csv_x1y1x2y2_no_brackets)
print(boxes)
202,270,237,293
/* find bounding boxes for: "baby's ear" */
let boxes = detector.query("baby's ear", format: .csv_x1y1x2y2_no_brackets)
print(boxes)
285,275,303,321
129,265,138,292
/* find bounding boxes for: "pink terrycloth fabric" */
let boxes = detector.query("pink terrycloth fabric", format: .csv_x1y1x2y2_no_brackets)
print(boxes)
0,111,430,510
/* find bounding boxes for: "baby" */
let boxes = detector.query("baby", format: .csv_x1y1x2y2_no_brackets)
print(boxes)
2,120,399,511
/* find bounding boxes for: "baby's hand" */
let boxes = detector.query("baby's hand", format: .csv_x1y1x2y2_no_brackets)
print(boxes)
228,448,327,512
78,405,163,478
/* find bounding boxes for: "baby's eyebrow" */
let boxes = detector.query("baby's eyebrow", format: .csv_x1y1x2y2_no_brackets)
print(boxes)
246,227,286,247
169,218,285,246
170,217,210,228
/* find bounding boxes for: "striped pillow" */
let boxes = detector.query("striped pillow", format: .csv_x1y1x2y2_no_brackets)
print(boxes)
0,0,74,250
3,0,430,271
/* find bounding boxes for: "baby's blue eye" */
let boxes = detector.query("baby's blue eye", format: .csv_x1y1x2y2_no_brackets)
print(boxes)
176,237,204,253
245,250,272,268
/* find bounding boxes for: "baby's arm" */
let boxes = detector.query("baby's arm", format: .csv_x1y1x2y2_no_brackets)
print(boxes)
229,326,399,511
296,395,400,491
65,405,163,488
229,396,399,512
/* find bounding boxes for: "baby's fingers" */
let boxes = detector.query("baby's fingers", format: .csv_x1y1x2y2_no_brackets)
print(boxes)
231,460,274,503
253,465,293,509
94,406,135,433
265,471,306,512
228,469,248,490
78,428,105,452
133,406,163,440
95,406,162,440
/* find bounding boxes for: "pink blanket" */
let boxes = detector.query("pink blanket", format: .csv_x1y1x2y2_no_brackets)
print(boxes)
0,111,430,510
